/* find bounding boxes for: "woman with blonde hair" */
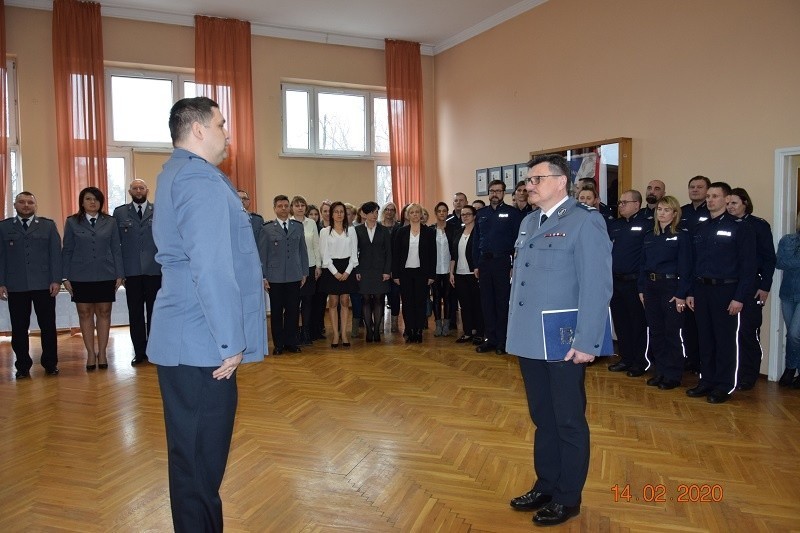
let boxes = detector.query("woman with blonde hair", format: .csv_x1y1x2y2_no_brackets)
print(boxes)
637,195,692,390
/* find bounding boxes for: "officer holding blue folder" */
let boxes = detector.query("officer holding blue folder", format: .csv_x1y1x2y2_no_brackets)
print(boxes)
506,154,612,527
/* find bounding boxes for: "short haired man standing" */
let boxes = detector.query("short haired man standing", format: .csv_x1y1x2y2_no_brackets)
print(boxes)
258,194,308,355
114,179,161,366
642,179,666,218
237,189,264,239
446,192,468,228
147,97,267,531
507,154,612,526
513,180,533,213
0,192,62,378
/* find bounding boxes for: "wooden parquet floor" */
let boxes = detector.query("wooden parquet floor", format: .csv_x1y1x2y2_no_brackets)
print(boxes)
2,323,800,532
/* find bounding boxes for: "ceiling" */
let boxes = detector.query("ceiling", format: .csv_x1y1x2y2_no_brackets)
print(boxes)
13,0,548,55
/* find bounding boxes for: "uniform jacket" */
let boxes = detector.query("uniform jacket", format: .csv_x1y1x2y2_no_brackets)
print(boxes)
449,225,477,273
62,214,124,282
258,218,309,283
249,212,264,240
0,216,62,291
147,148,267,365
691,213,756,302
392,224,436,280
113,202,161,277
472,202,525,264
741,213,776,293
608,210,648,274
507,198,613,359
638,227,693,298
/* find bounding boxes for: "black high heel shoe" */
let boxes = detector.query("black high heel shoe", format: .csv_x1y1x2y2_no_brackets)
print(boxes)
86,353,97,371
97,353,108,369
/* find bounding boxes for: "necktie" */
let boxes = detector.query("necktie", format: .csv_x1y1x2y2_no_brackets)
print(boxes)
90,218,96,228
137,205,143,219
540,214,548,227
21,218,29,230
283,221,288,234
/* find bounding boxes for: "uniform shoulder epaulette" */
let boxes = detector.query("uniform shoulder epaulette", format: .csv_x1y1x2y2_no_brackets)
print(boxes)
36,216,54,222
734,217,744,223
2,216,14,222
575,202,596,212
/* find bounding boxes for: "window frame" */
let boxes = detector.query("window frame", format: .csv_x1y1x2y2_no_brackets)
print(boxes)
281,82,389,159
5,58,21,218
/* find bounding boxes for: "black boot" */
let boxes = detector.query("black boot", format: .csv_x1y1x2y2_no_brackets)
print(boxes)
779,367,796,387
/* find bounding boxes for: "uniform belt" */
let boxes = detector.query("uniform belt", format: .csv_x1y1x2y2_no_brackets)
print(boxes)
648,273,678,281
481,251,511,259
613,273,638,282
696,277,738,285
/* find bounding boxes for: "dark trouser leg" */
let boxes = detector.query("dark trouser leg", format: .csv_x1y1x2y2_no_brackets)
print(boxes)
8,291,34,373
283,281,301,347
311,291,327,337
643,285,666,378
682,306,701,371
519,357,588,506
125,275,149,359
31,289,58,370
157,365,238,533
431,274,449,320
143,275,162,341
362,294,375,337
610,279,649,369
388,283,401,317
268,283,288,349
737,297,764,386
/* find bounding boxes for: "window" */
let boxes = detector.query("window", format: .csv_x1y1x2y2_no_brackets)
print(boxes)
376,163,393,206
106,68,195,149
5,59,22,218
282,83,389,158
106,149,132,211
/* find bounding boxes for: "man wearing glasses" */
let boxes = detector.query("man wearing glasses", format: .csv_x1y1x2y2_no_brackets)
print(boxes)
472,179,524,354
507,154,612,526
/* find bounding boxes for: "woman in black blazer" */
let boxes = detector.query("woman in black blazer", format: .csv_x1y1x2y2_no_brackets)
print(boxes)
449,205,483,343
62,186,124,370
392,203,435,343
431,201,456,336
355,201,392,342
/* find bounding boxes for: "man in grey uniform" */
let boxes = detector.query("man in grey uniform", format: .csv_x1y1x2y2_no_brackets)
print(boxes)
238,189,264,240
114,179,161,366
507,154,612,527
0,192,62,378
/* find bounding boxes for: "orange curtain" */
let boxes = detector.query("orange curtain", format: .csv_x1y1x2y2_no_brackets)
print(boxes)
194,16,256,210
0,0,7,215
385,39,425,208
52,0,108,220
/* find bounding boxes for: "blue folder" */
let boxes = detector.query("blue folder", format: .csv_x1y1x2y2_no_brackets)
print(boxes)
541,308,614,361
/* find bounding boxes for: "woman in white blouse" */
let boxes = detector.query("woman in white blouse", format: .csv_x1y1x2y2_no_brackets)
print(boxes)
319,201,359,347
431,201,455,337
291,196,322,345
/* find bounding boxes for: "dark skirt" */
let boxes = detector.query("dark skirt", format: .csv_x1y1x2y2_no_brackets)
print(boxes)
319,258,359,295
71,280,117,303
300,266,317,297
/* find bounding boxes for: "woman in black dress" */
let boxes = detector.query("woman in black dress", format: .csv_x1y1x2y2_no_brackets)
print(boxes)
319,201,359,347
355,201,392,342
62,187,124,370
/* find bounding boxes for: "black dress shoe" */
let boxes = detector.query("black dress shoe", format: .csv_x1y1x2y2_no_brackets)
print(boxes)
131,356,148,366
686,384,714,397
285,345,301,353
455,335,472,343
15,371,31,379
373,333,381,342
495,346,507,355
792,376,800,389
532,502,580,526
778,368,796,387
658,380,681,390
626,367,646,377
735,382,754,391
509,490,552,511
342,342,351,348
707,390,731,404
45,367,59,376
472,336,484,346
273,348,284,355
476,341,497,353
646,376,662,386
608,361,630,372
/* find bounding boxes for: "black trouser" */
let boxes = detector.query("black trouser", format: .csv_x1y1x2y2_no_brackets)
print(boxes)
157,365,238,533
125,274,162,359
519,357,589,507
642,279,685,382
682,307,701,370
387,283,401,317
268,281,301,349
447,284,459,329
478,255,512,347
454,273,483,336
738,295,764,386
431,273,450,320
399,268,429,331
9,289,58,372
693,282,740,394
362,293,386,337
610,277,649,370
311,291,327,337
299,267,316,336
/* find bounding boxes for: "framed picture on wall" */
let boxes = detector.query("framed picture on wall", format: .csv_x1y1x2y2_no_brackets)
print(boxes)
502,165,516,192
516,163,528,183
476,169,488,196
489,166,502,184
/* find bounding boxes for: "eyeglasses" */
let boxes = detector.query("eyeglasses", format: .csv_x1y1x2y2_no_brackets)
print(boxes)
617,200,638,206
488,188,505,194
525,174,564,185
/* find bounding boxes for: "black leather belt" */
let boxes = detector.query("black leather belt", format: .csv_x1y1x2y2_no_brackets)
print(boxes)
482,251,511,259
648,273,678,281
613,273,638,282
696,277,738,285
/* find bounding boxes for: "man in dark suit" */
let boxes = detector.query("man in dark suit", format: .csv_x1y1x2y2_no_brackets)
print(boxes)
258,195,308,355
147,97,267,532
0,192,62,378
114,179,161,366
507,154,612,527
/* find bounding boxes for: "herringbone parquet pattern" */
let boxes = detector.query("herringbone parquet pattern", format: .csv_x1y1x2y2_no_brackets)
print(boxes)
2,325,799,532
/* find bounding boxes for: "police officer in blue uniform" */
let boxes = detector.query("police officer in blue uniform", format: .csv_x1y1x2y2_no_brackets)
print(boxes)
640,180,666,219
0,192,62,378
507,154,612,527
258,195,308,355
686,182,756,403
472,179,524,354
726,188,775,390
638,196,693,389
679,176,711,373
238,189,264,240
607,189,650,376
114,179,161,366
